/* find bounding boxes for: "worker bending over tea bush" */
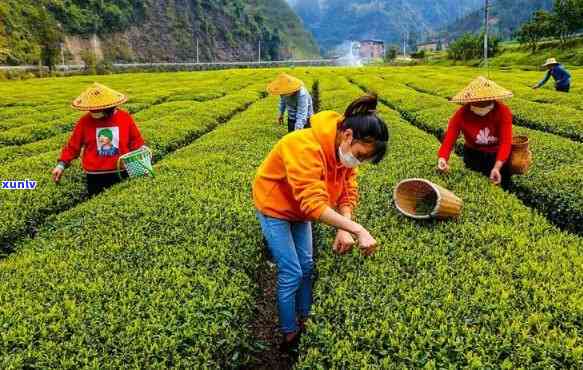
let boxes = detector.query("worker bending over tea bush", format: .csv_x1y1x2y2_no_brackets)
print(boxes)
253,94,389,353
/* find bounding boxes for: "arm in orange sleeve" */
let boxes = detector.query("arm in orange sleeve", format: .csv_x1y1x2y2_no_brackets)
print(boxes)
496,105,513,162
337,168,359,211
437,108,464,161
58,120,85,167
128,115,146,151
279,141,330,220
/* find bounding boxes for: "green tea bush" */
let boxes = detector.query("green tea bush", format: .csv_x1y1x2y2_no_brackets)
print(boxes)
0,116,79,146
0,96,285,369
0,134,69,165
0,105,67,130
0,69,259,113
514,163,583,235
486,76,583,111
351,73,583,234
349,77,444,116
400,71,583,142
0,84,266,248
435,68,583,112
509,98,583,142
297,77,583,368
0,92,236,164
0,106,40,121
1,66,581,367
0,75,254,146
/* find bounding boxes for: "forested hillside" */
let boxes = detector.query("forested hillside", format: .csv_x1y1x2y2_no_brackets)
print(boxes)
0,0,320,66
288,0,482,51
445,0,555,38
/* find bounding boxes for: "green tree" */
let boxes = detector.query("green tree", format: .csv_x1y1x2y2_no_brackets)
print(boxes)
552,0,583,45
385,46,398,61
35,6,64,71
81,49,97,75
516,10,554,53
259,28,282,61
448,33,479,61
411,49,426,59
447,33,499,61
0,17,8,63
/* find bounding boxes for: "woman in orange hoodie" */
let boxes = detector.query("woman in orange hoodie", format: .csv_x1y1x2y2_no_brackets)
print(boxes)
253,94,389,352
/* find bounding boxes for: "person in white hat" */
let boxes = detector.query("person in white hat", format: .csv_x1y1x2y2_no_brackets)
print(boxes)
51,83,146,196
437,76,514,189
267,73,314,133
533,58,571,92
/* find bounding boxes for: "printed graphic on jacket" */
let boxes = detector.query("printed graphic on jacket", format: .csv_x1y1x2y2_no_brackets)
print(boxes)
96,127,119,156
475,128,498,145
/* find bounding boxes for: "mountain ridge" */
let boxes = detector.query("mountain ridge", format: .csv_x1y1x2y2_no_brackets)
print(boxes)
288,0,483,52
0,0,320,66
445,0,554,39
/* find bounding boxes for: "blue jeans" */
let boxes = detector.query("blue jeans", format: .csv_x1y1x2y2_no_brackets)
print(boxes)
256,211,313,334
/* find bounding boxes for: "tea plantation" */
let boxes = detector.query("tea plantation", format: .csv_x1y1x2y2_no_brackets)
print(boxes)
0,66,581,368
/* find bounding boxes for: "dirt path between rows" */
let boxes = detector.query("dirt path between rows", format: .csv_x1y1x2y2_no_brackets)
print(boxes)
248,258,295,370
247,81,323,368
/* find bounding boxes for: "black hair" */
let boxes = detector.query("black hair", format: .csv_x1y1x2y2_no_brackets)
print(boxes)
340,93,389,164
103,107,116,117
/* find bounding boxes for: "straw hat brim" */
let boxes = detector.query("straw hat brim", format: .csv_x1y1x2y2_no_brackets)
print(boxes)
450,94,513,104
71,96,128,111
71,83,129,111
266,78,303,96
450,77,513,104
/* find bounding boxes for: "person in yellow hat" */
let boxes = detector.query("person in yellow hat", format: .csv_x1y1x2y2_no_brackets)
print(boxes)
437,77,514,189
267,73,314,133
253,94,389,353
51,83,146,196
533,58,571,92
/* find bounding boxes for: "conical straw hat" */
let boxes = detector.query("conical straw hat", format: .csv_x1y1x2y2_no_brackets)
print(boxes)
542,58,559,67
72,83,128,111
266,73,303,96
450,76,513,104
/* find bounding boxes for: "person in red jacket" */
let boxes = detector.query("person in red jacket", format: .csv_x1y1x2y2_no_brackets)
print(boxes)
437,76,514,189
51,83,145,196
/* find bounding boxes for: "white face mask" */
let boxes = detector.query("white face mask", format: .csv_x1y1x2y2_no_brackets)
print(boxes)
91,111,106,120
338,143,362,168
470,103,495,117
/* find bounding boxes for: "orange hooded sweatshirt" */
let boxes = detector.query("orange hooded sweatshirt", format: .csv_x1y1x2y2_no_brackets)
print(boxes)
253,110,359,221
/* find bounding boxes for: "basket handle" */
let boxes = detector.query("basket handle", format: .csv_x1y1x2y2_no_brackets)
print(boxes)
117,157,125,180
144,145,152,157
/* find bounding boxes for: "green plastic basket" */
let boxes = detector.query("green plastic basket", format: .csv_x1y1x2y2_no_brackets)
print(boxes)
117,146,154,179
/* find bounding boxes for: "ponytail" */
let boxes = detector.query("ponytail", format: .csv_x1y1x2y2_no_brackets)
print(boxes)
344,93,379,117
340,93,389,164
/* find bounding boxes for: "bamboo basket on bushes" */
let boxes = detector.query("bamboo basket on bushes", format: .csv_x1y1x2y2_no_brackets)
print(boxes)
394,178,463,220
509,135,532,175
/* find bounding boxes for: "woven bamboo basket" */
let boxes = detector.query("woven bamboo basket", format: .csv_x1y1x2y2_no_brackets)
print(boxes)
509,135,532,175
393,178,463,220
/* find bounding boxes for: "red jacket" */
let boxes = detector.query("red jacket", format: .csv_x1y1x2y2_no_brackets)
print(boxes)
438,102,513,162
59,109,145,173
